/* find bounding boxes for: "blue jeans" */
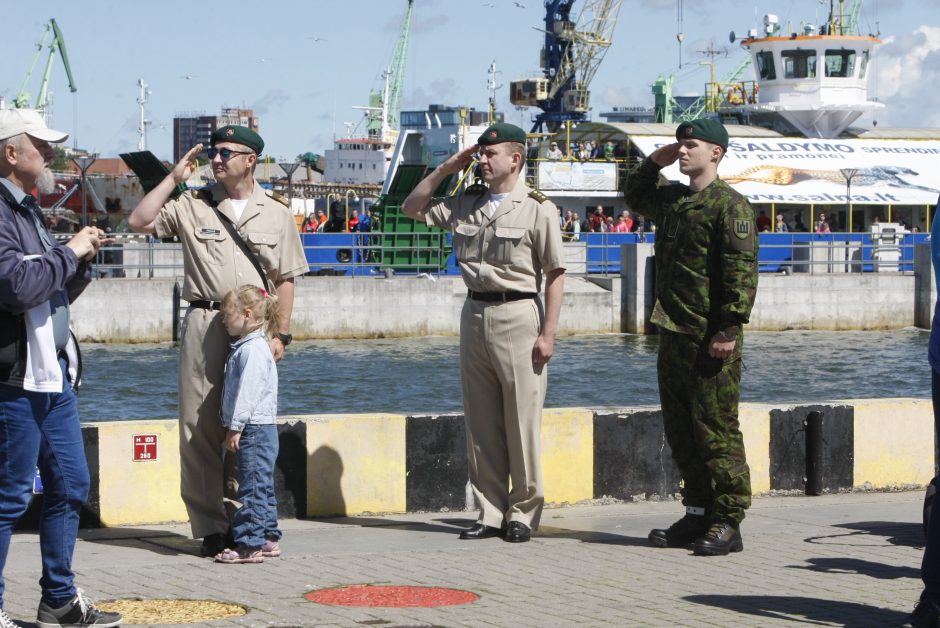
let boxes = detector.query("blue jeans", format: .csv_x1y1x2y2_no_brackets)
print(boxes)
0,363,89,608
230,424,280,549
923,367,940,602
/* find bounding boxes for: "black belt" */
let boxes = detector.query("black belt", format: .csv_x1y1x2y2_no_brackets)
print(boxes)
189,300,222,310
467,290,537,303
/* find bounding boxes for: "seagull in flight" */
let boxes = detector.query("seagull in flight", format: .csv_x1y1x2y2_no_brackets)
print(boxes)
306,36,326,42
482,2,495,6
513,1,525,7
180,74,198,80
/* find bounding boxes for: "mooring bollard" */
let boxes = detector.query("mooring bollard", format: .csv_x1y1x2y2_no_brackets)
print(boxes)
804,410,824,495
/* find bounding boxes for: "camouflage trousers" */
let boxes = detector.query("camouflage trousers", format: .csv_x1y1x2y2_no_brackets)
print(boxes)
657,329,751,524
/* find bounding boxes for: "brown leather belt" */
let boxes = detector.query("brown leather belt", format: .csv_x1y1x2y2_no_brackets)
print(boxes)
189,300,222,310
467,291,537,303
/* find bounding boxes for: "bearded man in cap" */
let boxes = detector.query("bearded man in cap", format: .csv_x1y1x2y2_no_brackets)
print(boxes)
403,122,565,543
0,109,121,627
623,119,758,556
129,126,307,557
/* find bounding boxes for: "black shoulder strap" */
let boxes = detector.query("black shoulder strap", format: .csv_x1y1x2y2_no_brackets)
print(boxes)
201,190,272,291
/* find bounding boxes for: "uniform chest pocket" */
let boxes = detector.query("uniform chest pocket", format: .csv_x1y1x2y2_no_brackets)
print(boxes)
247,231,278,271
490,226,527,263
193,227,226,266
453,222,481,259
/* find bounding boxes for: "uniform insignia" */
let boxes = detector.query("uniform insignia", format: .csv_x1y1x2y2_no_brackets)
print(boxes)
732,219,750,240
225,128,235,137
488,131,497,139
266,190,290,207
528,190,548,203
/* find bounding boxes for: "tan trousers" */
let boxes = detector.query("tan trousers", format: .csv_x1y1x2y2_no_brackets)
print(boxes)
459,297,547,530
178,308,238,539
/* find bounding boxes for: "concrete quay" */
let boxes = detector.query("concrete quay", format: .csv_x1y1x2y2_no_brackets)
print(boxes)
2,491,929,627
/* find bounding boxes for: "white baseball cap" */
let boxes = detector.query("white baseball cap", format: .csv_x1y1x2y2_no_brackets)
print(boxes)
0,108,69,143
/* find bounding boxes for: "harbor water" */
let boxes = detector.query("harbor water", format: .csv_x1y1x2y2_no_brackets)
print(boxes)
80,330,930,421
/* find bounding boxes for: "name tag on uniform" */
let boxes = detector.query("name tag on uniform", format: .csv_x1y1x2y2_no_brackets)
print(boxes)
198,227,221,236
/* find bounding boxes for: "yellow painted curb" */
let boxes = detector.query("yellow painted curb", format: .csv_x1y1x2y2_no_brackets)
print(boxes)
739,404,773,494
851,398,934,487
90,419,187,525
305,414,407,516
543,408,594,504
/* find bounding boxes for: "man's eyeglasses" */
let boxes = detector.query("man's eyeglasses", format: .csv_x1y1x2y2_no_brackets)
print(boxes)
206,147,253,160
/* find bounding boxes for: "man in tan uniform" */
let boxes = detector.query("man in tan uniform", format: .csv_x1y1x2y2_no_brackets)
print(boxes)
403,122,565,543
128,126,307,556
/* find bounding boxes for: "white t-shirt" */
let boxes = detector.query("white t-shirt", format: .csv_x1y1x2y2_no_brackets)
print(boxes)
486,192,510,218
230,199,249,222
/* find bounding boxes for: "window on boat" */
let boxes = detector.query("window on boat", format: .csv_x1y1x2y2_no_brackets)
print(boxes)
756,51,776,80
782,49,817,78
825,49,856,77
859,50,870,78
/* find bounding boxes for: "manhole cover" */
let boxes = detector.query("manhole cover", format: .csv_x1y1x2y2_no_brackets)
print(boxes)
306,585,479,608
95,598,247,624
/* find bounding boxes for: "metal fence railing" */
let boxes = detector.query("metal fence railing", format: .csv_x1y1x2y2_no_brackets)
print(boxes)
63,231,929,279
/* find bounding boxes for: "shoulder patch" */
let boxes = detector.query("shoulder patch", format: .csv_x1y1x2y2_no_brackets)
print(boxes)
265,189,291,208
528,189,548,203
729,218,755,252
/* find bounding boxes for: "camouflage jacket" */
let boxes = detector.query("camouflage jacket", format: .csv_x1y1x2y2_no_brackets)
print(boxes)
623,158,758,337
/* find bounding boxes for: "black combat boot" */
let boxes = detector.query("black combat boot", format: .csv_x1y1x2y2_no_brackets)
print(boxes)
648,513,709,548
903,592,940,628
692,520,744,556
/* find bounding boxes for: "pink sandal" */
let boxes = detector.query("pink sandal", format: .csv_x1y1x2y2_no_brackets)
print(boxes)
214,547,263,564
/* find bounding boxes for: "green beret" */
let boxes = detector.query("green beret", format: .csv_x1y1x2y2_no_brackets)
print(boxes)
211,125,264,155
477,122,526,146
675,119,728,151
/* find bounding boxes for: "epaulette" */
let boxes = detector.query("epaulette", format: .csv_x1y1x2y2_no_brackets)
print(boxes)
265,189,291,208
528,189,548,204
191,188,211,201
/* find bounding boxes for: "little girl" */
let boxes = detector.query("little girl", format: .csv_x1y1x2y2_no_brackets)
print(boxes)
214,285,283,564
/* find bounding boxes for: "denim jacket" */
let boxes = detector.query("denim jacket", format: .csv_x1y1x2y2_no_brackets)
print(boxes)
221,329,278,431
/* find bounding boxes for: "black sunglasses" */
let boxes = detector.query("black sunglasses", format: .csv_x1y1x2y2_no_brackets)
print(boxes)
207,147,253,160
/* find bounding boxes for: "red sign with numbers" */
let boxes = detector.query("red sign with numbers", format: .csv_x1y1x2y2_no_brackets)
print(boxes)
133,434,157,462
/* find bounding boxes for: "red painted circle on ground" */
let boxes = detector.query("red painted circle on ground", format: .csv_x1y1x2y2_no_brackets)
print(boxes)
305,585,479,608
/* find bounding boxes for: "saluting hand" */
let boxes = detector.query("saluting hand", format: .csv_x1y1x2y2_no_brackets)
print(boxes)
649,143,681,168
437,144,480,176
171,143,203,185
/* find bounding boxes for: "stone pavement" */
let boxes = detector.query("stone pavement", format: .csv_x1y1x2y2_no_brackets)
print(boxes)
2,491,929,627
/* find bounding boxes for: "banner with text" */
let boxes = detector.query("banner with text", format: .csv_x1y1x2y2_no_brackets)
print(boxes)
537,161,617,191
630,136,940,205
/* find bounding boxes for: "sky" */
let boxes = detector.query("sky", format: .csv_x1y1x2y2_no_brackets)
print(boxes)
2,0,938,163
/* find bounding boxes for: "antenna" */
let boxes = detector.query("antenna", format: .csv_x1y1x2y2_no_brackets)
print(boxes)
487,60,503,124
677,0,685,68
136,78,151,151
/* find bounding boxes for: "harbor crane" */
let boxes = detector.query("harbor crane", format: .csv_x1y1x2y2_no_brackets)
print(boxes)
11,18,77,118
509,0,624,133
364,0,414,141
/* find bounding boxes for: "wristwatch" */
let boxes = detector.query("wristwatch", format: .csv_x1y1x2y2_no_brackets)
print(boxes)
276,332,293,346
716,330,735,342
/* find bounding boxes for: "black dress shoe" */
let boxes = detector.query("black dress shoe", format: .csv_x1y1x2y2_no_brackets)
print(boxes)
458,523,504,540
648,514,709,548
503,521,531,543
692,520,744,556
200,532,227,557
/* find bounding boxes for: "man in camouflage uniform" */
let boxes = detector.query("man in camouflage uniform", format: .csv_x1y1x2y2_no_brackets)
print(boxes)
623,119,758,556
